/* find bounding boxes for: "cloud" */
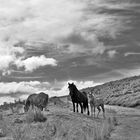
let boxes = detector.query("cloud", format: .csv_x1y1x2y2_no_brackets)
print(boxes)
0,0,85,74
0,96,15,105
44,80,102,97
107,50,117,58
0,81,39,95
0,80,51,98
0,0,130,56
0,0,138,88
0,0,85,42
124,52,140,57
0,80,101,104
15,55,57,72
90,0,140,10
0,41,25,75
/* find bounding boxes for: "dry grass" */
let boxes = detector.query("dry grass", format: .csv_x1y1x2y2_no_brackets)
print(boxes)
0,120,9,138
25,108,46,123
84,116,118,140
83,75,140,108
9,115,117,140
0,104,119,140
0,113,3,120
12,126,27,140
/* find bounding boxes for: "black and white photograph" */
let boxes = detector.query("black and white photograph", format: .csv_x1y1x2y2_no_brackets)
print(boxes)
0,0,140,139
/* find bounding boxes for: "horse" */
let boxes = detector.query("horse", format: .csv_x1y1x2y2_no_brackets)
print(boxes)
24,92,49,112
68,83,90,115
88,92,105,118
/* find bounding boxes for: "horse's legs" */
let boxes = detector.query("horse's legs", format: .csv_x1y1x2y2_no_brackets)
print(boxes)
94,106,96,118
97,106,101,118
90,105,93,117
40,106,43,111
76,103,79,113
101,104,105,118
79,103,83,113
73,102,75,112
87,103,90,115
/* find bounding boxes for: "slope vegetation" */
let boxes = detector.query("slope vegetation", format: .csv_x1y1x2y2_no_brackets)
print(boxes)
82,75,140,108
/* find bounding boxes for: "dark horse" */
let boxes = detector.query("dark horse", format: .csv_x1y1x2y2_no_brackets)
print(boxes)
24,92,49,112
68,83,90,115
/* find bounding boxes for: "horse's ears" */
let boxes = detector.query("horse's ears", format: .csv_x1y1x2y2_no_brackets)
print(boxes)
68,82,70,85
89,92,92,95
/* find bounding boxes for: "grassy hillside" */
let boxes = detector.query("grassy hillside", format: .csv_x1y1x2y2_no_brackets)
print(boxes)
82,75,140,108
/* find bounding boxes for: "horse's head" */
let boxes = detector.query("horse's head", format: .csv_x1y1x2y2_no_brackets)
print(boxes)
68,82,76,96
88,92,94,100
24,104,29,113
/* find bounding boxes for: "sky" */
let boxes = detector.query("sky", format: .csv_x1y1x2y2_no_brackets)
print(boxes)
0,0,140,104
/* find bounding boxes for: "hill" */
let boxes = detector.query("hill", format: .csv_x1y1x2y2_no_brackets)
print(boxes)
82,75,140,108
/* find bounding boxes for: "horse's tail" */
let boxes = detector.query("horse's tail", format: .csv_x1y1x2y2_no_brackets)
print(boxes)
83,99,88,111
82,92,88,111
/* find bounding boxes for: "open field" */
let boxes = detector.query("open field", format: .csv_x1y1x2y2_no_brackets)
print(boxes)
0,101,140,140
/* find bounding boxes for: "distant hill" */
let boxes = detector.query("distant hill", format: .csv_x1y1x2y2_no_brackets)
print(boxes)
82,75,140,108
49,96,69,107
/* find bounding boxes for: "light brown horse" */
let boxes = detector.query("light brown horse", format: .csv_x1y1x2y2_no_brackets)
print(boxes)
24,92,49,112
88,92,105,118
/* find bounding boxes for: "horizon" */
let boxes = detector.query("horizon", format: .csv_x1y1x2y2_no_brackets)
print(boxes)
0,74,139,105
0,0,140,105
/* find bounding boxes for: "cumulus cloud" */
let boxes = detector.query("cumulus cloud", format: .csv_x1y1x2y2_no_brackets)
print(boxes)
0,81,38,95
0,80,51,100
15,55,57,72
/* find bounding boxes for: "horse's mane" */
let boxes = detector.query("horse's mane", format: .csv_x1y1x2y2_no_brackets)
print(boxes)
72,84,79,92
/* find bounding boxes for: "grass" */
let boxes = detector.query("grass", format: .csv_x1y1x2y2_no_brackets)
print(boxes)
10,115,117,140
0,113,3,120
0,104,119,140
83,75,140,108
84,116,118,140
12,126,27,140
0,120,9,138
25,108,46,123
